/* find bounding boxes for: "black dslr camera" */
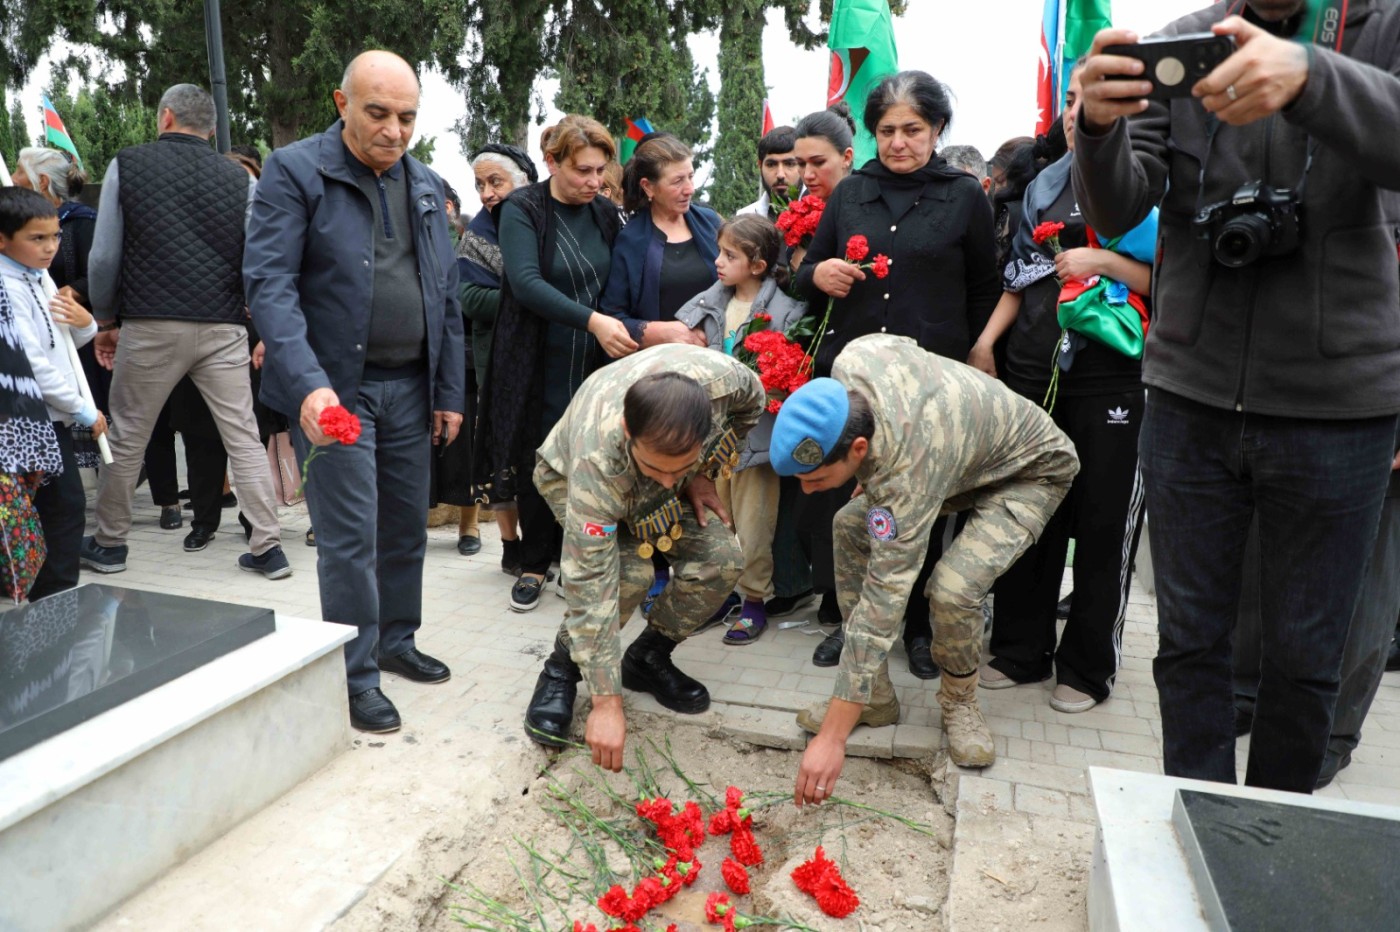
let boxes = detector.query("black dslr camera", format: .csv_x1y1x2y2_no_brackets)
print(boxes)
1193,181,1302,268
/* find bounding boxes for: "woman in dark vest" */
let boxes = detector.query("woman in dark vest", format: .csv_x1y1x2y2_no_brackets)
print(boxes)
474,115,635,613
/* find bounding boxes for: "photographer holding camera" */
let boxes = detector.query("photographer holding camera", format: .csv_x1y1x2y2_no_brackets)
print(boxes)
1074,0,1400,794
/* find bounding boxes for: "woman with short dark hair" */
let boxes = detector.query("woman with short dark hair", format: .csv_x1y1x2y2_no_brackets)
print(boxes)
794,70,1000,675
475,115,636,613
601,133,721,350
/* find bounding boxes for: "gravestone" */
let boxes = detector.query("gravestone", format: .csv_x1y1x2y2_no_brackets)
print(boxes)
0,584,274,761
1172,788,1400,931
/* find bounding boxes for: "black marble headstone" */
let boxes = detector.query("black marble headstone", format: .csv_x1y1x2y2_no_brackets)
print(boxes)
1172,788,1400,931
0,584,275,761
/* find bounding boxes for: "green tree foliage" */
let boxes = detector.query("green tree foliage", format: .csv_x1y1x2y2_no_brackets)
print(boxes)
9,0,472,150
710,0,769,216
456,0,554,153
44,74,157,181
7,97,31,166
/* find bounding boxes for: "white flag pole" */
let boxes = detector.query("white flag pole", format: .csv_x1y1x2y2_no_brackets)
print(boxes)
40,271,112,464
0,154,12,187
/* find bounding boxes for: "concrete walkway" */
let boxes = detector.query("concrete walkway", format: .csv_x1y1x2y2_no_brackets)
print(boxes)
84,490,1400,928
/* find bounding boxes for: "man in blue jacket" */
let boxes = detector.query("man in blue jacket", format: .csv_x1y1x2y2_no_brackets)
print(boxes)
245,50,466,733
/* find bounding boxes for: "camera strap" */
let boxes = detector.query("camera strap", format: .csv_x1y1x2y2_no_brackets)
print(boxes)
1225,0,1348,52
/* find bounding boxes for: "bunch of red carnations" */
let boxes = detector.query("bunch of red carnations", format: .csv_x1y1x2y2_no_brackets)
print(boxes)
790,845,860,918
775,194,826,248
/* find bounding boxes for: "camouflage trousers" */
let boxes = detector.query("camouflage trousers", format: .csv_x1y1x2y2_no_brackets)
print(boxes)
539,479,744,652
834,477,1071,679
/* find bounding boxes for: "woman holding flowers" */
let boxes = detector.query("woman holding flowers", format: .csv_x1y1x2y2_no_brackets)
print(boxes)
792,70,1000,673
969,64,1153,716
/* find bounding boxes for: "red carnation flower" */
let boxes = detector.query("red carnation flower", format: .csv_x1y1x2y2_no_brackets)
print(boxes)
318,405,361,445
730,825,764,867
705,891,733,923
1032,220,1067,248
721,857,751,894
871,253,891,279
845,235,870,262
791,846,861,918
597,885,631,918
573,922,599,932
815,882,861,919
709,809,736,835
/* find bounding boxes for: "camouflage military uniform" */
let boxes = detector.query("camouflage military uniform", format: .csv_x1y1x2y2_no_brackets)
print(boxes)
830,334,1080,704
534,345,765,698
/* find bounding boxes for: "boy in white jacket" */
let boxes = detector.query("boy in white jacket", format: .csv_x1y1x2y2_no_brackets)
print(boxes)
0,187,106,599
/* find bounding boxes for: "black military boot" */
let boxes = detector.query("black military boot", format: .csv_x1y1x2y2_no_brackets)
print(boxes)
621,627,710,713
524,635,582,747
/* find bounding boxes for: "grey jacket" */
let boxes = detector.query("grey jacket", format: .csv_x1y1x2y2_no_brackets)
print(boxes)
1072,0,1400,419
674,277,808,468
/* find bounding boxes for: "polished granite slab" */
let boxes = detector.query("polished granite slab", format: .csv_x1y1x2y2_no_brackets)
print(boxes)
1172,788,1400,931
0,584,274,761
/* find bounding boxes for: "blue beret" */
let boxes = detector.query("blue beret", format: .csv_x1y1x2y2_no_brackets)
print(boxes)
770,378,850,477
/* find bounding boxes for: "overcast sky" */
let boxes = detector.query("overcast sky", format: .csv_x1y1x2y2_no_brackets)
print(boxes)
16,0,1206,212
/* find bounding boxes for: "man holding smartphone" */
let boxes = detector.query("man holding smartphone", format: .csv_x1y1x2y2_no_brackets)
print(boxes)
1072,1,1400,794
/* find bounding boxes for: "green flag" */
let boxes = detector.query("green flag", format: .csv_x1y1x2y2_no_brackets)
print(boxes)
1062,1,1112,110
827,0,898,166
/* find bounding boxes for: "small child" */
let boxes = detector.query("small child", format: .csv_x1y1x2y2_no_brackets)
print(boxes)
0,187,106,600
675,214,807,644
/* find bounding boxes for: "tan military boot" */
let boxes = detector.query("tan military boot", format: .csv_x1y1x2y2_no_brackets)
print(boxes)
938,671,995,768
796,672,900,734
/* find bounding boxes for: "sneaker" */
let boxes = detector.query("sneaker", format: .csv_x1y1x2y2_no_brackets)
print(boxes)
238,545,293,580
765,589,816,617
978,664,1020,689
641,568,670,618
1050,683,1098,713
698,592,741,633
159,504,183,530
80,535,128,574
510,574,547,612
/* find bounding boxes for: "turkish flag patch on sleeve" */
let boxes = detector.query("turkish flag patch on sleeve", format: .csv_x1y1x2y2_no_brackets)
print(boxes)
583,521,618,538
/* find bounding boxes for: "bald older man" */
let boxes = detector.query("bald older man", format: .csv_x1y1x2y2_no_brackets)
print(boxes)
246,50,467,733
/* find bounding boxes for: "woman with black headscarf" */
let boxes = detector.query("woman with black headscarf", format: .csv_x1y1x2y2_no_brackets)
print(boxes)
443,143,538,569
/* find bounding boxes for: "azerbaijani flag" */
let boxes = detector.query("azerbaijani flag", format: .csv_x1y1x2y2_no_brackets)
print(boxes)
761,99,775,137
42,95,83,168
619,116,655,164
827,0,898,166
1036,0,1112,136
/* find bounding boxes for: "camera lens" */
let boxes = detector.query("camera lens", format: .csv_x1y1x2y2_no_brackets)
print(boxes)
1214,214,1272,268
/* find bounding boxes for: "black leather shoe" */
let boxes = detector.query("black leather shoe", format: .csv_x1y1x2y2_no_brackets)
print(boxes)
765,589,816,617
457,533,482,556
621,627,710,713
183,527,215,552
905,636,941,680
379,647,451,683
159,504,183,530
1056,592,1073,620
812,628,845,667
1387,637,1400,672
525,635,582,747
1315,747,1353,789
350,687,401,733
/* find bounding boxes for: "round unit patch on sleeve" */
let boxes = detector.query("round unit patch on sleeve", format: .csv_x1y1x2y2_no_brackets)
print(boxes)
866,507,898,542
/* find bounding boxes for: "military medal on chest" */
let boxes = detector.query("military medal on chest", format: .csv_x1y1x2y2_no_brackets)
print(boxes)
705,426,742,480
631,496,685,558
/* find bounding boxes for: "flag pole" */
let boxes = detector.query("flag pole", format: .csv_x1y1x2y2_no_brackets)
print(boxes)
1054,2,1068,120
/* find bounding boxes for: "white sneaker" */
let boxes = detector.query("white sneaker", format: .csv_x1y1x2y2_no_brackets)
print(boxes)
978,664,1019,689
1049,683,1097,713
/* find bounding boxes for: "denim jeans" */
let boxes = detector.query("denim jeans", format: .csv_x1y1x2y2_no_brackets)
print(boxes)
293,373,431,695
1140,388,1397,792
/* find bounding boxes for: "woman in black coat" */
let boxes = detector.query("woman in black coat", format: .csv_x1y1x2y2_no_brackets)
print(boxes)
793,71,1000,675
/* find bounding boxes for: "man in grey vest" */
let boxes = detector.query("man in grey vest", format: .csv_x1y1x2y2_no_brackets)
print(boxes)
83,83,289,580
245,51,466,734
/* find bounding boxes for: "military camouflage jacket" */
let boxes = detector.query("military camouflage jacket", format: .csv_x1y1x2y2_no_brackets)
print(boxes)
535,345,765,695
833,334,1079,702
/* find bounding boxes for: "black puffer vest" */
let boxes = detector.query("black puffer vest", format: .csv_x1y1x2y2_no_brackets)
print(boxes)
116,133,247,322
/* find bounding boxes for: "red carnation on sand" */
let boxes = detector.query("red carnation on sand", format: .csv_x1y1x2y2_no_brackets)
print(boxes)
573,922,599,932
705,891,734,923
730,824,764,867
871,253,891,279
845,234,870,262
791,846,860,918
721,857,752,894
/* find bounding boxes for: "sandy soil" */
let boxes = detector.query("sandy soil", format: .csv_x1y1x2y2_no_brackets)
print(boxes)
336,711,956,932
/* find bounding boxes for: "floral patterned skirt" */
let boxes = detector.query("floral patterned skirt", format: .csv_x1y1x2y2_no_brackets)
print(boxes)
0,472,47,604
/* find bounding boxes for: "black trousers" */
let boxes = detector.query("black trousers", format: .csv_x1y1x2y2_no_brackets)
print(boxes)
517,473,562,576
29,426,86,601
991,388,1146,700
144,400,181,507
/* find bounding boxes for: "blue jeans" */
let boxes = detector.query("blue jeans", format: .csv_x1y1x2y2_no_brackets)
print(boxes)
1140,389,1397,792
293,374,431,695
